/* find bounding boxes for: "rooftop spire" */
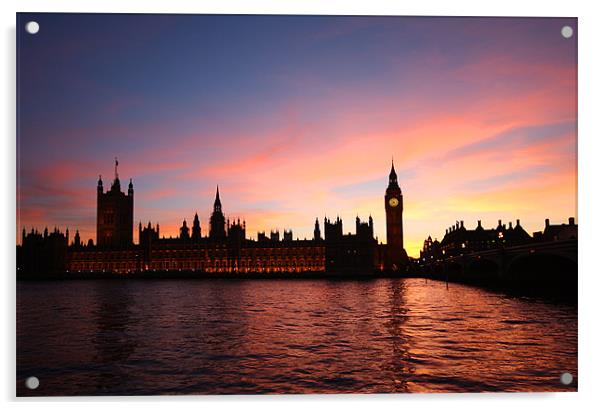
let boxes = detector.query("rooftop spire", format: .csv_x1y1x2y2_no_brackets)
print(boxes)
114,157,119,181
388,158,398,186
213,185,222,212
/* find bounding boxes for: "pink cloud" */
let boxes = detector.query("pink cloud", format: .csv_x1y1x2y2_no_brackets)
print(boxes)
18,37,577,257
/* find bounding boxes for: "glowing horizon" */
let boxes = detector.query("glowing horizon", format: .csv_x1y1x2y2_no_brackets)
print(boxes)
17,15,577,257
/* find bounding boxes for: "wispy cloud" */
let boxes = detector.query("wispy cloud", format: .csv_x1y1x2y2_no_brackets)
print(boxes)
17,15,577,257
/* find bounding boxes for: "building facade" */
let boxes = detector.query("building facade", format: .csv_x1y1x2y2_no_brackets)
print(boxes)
384,160,408,270
18,160,406,276
96,159,134,248
420,217,577,262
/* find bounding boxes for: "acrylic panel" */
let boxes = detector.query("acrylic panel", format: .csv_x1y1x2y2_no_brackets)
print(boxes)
16,13,577,396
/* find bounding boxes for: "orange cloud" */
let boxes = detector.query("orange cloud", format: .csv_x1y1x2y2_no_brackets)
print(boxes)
18,33,577,258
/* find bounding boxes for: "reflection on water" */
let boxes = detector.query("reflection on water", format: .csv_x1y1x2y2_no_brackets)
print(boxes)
91,283,138,393
17,278,577,395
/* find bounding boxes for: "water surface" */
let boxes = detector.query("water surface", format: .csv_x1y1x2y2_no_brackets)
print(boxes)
17,278,577,395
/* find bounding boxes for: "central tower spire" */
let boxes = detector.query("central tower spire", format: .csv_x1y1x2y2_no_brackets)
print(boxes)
214,185,222,212
210,185,226,240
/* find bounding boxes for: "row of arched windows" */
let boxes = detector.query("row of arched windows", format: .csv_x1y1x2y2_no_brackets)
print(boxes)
67,245,327,273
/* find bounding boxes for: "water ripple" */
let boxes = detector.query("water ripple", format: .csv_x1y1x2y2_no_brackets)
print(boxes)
17,278,577,395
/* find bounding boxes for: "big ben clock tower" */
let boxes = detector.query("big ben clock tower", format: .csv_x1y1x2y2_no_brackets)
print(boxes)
385,159,407,270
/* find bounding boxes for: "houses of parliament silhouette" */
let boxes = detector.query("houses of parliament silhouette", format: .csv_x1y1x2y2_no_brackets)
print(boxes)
17,159,409,276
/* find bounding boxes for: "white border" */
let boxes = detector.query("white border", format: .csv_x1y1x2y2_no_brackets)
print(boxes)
3,1,601,409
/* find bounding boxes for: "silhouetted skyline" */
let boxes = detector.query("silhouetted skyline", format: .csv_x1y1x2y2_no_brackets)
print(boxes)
17,14,577,257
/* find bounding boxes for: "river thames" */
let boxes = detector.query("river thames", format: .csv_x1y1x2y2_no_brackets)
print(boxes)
17,278,577,395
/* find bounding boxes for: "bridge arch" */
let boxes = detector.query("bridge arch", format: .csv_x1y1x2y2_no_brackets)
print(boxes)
465,257,499,281
506,252,577,282
444,260,464,280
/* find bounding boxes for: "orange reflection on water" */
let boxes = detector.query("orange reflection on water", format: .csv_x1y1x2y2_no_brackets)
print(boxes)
17,278,576,395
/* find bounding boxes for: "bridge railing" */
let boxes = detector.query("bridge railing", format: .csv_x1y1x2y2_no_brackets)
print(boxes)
421,238,577,266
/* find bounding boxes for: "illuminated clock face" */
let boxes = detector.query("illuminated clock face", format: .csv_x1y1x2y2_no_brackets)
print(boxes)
389,198,399,207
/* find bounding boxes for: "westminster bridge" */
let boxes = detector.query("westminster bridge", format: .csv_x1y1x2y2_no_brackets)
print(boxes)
416,239,577,283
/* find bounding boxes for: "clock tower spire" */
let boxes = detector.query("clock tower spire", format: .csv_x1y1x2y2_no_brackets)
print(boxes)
385,158,407,270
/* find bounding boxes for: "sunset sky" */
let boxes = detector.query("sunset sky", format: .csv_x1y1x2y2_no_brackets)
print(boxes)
17,14,577,257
